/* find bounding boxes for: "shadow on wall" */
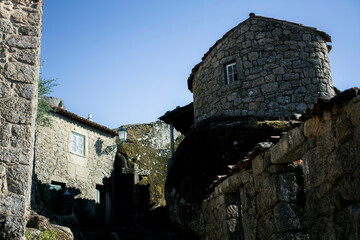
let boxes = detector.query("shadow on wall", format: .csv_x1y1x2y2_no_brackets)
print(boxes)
29,155,166,237
30,178,112,239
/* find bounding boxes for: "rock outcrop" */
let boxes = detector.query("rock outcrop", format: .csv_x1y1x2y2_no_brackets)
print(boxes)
119,121,182,208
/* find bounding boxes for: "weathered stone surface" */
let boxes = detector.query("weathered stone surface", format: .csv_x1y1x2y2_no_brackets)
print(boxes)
18,25,40,36
274,202,301,232
271,127,306,164
12,9,41,26
0,147,31,165
4,62,37,82
0,1,43,238
0,19,16,33
0,97,32,124
13,49,38,65
6,35,40,49
26,211,74,240
7,165,30,195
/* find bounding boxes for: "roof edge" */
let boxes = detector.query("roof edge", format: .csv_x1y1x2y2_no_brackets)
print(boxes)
51,106,117,136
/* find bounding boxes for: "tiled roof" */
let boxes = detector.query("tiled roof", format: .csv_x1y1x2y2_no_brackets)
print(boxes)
187,14,332,92
51,106,117,136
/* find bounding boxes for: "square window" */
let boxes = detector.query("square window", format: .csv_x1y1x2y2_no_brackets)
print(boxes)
225,62,238,84
72,132,85,156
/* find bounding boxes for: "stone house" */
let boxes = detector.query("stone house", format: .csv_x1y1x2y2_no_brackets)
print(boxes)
34,103,118,228
164,14,360,240
188,13,335,123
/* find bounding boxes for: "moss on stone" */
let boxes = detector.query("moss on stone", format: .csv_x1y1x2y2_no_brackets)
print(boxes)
250,120,291,132
118,122,182,208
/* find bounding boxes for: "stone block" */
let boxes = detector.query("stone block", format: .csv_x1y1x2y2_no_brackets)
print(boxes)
10,124,32,148
271,127,306,164
0,194,26,217
76,165,89,178
273,202,301,232
283,73,299,81
18,25,39,36
273,67,285,75
261,176,278,209
5,62,37,83
277,173,297,202
14,83,35,100
6,35,40,49
261,82,278,94
12,9,41,26
0,147,31,165
6,165,30,195
69,154,88,167
0,123,11,147
0,165,7,194
253,154,265,176
0,19,16,34
0,5,10,19
248,52,258,61
0,215,25,240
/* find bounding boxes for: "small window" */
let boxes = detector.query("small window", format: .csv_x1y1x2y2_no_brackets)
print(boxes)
72,132,85,156
225,62,238,84
95,188,101,204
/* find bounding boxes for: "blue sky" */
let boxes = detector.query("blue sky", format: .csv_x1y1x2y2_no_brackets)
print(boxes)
40,0,360,128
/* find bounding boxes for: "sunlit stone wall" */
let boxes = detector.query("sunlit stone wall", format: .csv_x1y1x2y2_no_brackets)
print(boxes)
0,0,43,239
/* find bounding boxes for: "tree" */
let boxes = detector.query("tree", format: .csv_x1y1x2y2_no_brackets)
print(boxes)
36,64,59,126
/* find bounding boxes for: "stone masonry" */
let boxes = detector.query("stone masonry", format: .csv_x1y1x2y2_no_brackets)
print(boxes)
189,14,335,123
34,109,117,222
198,90,360,240
0,0,43,239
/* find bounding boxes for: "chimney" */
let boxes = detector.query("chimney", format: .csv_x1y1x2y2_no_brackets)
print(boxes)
88,114,92,121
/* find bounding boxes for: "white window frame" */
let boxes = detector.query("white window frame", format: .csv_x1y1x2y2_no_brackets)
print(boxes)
225,62,238,85
95,188,101,204
72,132,85,156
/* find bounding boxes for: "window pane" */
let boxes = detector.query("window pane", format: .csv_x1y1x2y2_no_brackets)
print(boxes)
226,62,237,85
72,136,76,152
72,133,85,156
95,189,100,204
232,64,237,74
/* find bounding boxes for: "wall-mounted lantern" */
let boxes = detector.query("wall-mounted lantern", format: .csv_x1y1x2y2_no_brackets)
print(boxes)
102,126,128,155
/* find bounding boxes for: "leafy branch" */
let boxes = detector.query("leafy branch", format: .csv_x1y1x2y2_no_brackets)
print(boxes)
36,62,59,126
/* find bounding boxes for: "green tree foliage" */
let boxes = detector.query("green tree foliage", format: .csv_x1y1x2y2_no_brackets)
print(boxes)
36,64,59,126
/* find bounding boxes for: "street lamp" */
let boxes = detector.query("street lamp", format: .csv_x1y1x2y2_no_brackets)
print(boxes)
102,126,128,155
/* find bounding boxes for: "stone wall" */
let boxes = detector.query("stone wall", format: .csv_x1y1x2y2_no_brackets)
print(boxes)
0,0,43,239
191,14,335,123
199,147,306,240
197,90,360,240
34,111,116,218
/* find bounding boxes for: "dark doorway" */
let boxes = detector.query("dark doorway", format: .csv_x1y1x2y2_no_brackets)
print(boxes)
49,181,65,215
95,185,106,227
